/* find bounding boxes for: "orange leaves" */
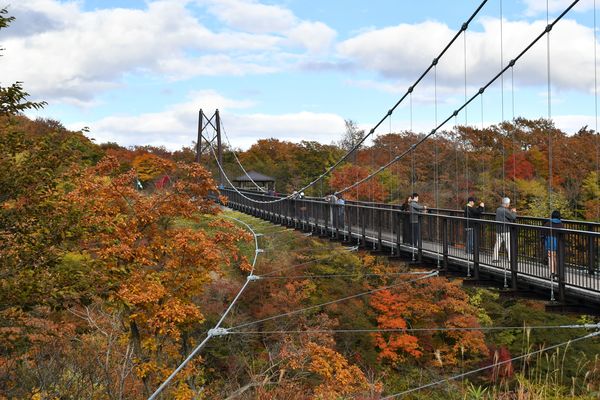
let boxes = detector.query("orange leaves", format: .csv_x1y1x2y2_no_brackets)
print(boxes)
371,277,487,367
375,333,422,363
119,274,167,306
132,153,175,182
147,298,203,340
57,155,251,390
329,164,388,202
286,342,373,399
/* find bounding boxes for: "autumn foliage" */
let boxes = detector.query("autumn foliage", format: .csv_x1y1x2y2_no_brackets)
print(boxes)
3,109,600,398
329,164,389,201
371,277,487,367
0,116,255,397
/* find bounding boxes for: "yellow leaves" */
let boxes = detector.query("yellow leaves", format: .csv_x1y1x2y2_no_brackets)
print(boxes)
118,274,167,306
148,298,203,340
132,153,175,182
172,383,195,400
288,342,371,399
135,360,158,379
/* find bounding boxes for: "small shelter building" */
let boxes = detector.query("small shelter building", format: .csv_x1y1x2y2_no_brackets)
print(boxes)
232,171,275,192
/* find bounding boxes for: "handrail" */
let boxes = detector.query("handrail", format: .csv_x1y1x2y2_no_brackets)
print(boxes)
220,187,600,231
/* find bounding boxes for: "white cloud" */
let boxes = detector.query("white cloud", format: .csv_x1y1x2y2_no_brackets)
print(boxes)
74,90,345,150
285,21,337,54
337,17,599,94
522,0,594,16
200,0,297,34
158,54,278,79
553,113,598,133
2,0,336,105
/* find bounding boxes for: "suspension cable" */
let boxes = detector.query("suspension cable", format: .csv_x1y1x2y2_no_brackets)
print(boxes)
254,270,433,280
228,322,600,335
434,64,441,267
334,0,581,197
213,1,490,205
227,271,438,332
220,118,265,192
380,329,600,399
596,0,600,220
148,215,262,400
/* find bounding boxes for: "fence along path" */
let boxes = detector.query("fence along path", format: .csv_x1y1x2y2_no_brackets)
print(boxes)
222,188,600,306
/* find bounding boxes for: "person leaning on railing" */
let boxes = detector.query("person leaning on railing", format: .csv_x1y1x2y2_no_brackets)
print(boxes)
464,196,484,255
542,210,564,278
408,193,427,249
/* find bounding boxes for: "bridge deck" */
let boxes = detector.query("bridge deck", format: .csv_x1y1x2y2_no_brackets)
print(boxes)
222,189,600,306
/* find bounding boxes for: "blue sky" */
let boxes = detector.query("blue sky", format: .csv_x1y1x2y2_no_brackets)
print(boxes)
3,0,599,149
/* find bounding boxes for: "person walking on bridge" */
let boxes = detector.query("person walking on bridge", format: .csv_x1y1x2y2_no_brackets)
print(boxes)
464,197,484,255
408,193,427,249
324,192,338,229
492,197,517,263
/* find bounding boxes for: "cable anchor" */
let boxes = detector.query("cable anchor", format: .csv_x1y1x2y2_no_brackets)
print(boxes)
208,327,229,337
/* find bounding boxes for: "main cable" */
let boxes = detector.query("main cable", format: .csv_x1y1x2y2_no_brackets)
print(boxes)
213,0,489,205
148,215,262,400
334,0,581,196
220,118,266,192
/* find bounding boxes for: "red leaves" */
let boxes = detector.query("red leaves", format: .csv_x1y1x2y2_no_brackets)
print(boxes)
505,152,535,180
330,164,388,201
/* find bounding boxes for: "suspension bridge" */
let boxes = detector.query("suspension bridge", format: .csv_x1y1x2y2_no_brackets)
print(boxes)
149,0,600,398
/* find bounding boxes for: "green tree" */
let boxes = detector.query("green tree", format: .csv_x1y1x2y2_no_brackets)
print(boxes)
0,8,46,115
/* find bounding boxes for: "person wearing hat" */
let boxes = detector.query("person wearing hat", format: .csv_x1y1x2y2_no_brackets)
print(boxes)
492,197,517,262
464,196,485,254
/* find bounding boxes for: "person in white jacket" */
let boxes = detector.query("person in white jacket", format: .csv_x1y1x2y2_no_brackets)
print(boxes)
492,197,517,262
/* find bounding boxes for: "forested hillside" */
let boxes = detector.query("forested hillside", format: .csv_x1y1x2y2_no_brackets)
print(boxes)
0,115,599,399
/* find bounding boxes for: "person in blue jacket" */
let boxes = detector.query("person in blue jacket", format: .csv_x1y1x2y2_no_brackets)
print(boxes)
542,210,564,278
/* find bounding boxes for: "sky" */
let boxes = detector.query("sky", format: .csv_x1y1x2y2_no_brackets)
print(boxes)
3,0,600,150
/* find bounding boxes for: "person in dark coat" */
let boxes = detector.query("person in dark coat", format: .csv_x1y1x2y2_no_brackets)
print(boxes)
408,193,427,249
401,196,412,244
464,196,485,254
542,210,564,277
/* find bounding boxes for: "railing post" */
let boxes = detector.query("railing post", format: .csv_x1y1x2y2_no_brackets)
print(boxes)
346,206,353,244
588,227,596,275
473,223,480,278
292,199,297,228
361,207,367,247
335,203,340,239
417,214,423,262
324,202,330,236
442,218,449,269
376,209,382,251
510,225,518,290
311,200,316,233
394,211,401,256
557,230,566,303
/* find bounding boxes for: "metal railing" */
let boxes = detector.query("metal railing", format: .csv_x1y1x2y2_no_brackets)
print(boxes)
221,188,600,305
